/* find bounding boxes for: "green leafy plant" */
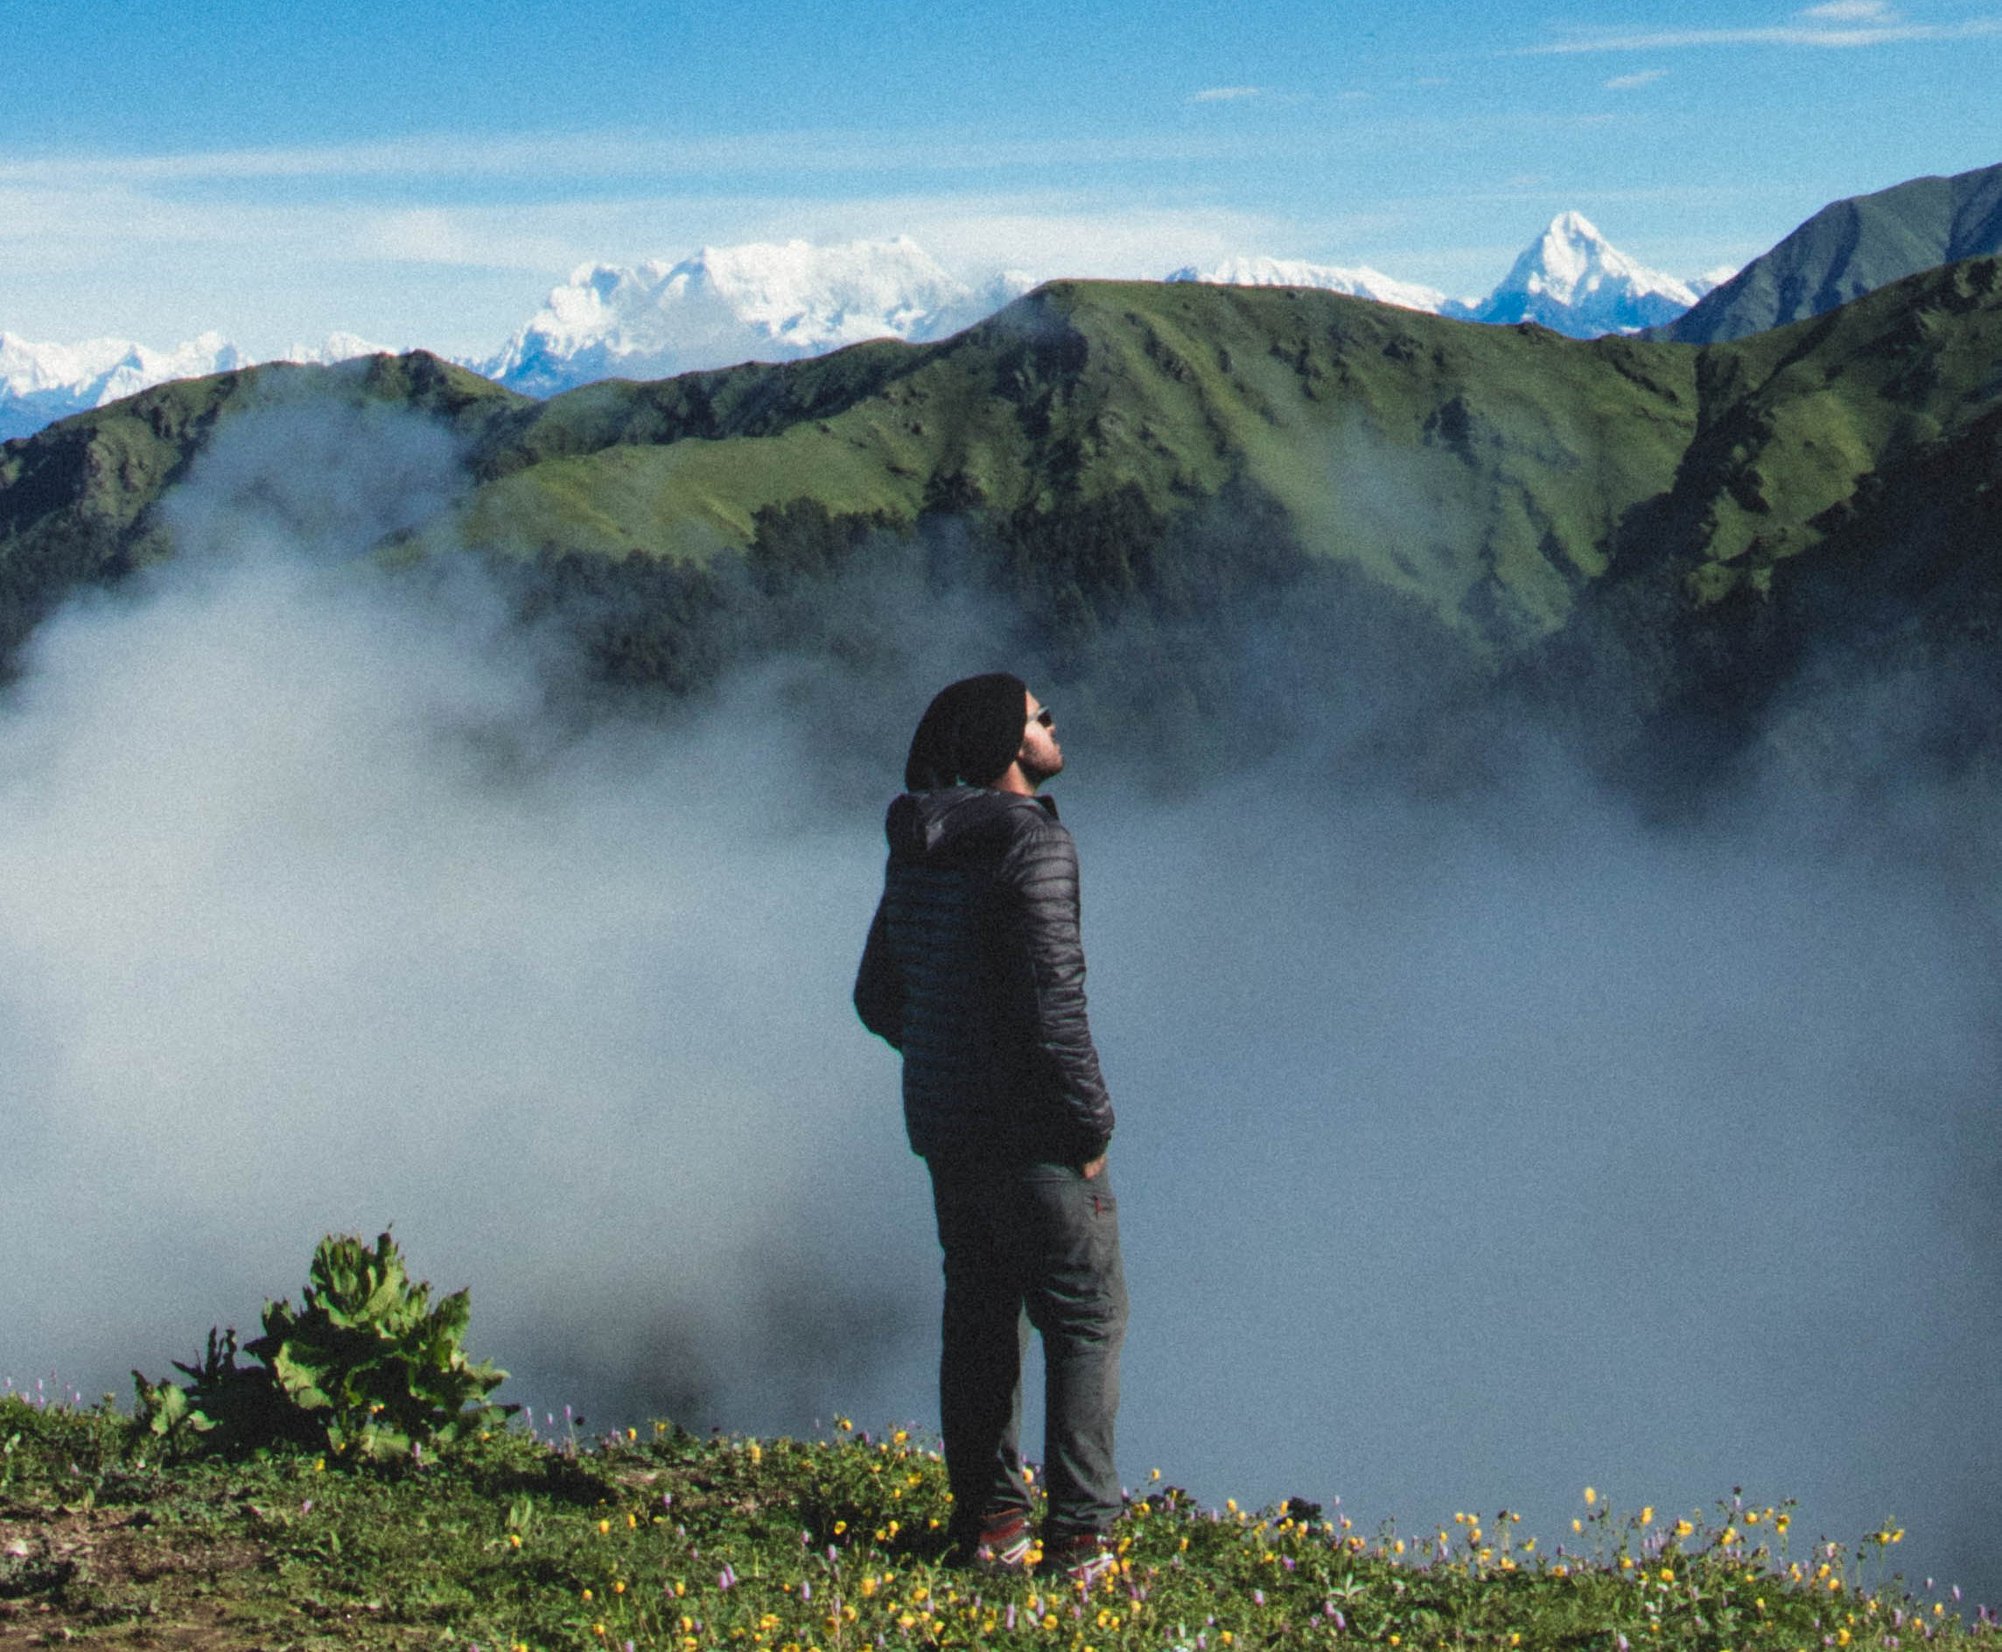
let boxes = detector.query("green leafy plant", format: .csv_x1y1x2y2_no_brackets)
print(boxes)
131,1324,306,1455
134,1230,513,1461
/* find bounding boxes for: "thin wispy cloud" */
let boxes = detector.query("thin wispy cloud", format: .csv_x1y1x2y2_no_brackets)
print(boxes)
1604,68,1670,89
1527,3,2002,52
1190,85,1266,102
0,127,1261,192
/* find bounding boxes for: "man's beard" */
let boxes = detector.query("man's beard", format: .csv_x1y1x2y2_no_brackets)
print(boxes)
1019,745,1065,787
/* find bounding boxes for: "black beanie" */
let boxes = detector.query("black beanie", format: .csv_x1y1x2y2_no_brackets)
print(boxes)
904,672,1028,791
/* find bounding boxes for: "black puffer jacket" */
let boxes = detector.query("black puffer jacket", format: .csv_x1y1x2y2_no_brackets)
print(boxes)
854,786,1114,1164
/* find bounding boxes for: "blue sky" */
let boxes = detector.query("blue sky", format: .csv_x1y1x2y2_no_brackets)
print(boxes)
1,0,1998,355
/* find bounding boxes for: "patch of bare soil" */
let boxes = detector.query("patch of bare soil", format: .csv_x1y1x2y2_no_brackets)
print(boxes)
0,1504,271,1649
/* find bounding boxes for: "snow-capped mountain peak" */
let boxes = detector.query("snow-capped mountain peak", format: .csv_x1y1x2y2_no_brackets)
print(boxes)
477,237,1034,397
1474,212,1697,334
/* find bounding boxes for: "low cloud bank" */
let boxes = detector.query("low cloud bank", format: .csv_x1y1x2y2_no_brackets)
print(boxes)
1,396,1996,1608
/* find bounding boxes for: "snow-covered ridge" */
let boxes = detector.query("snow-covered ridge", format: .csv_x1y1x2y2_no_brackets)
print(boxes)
1167,257,1452,316
0,330,388,442
475,237,1037,396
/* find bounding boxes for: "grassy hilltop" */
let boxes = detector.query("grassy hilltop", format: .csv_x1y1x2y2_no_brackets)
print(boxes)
3,1391,1991,1652
1,1230,1991,1651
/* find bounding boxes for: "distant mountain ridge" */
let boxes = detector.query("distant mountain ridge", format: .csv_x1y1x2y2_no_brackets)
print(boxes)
6,258,2002,797
0,218,1709,441
1659,159,2002,342
11,160,2001,442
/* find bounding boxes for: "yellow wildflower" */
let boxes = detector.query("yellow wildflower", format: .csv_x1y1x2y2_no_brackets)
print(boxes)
1584,1487,1597,1506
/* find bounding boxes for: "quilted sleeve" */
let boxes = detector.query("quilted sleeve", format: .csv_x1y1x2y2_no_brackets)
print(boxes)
1002,820,1115,1152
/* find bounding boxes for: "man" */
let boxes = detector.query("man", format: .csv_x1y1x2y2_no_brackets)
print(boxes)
854,672,1126,1587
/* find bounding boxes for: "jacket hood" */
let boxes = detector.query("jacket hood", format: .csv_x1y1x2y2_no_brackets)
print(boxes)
884,786,1058,861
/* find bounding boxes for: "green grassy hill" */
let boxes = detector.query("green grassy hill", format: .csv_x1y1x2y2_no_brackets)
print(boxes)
439,280,1702,652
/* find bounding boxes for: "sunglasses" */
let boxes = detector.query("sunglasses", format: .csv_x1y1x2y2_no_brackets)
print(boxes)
1030,706,1055,728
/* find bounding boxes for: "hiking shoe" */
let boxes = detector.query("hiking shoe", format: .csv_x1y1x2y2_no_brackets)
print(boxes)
1042,1530,1118,1589
968,1510,1034,1575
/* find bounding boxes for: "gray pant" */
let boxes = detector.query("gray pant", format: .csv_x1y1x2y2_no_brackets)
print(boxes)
926,1156,1128,1542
